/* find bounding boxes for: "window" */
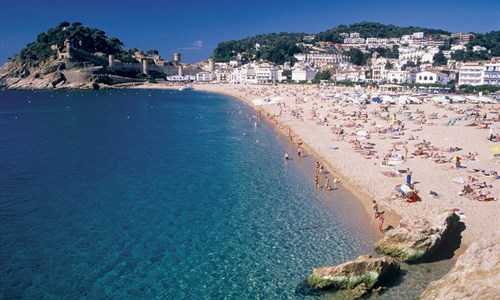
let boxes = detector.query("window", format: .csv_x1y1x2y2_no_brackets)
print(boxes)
430,76,434,80
424,76,428,80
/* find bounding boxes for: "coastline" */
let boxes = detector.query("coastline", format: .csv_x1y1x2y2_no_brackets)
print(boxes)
7,82,497,296
129,82,400,236
129,82,500,251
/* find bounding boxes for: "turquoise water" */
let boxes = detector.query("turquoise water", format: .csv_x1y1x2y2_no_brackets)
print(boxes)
0,89,380,299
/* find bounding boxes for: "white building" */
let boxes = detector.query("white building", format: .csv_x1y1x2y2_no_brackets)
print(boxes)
230,64,256,84
335,69,365,82
415,71,449,84
458,61,500,86
412,32,424,39
166,75,195,82
254,63,278,84
344,37,366,44
458,62,484,85
291,64,317,82
370,54,389,83
294,52,348,69
387,70,410,83
483,62,500,86
196,71,214,82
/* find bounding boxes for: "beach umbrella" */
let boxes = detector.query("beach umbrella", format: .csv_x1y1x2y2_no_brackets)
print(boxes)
490,146,500,152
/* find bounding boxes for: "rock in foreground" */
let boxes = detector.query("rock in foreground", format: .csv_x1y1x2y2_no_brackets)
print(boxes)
307,254,400,297
420,232,500,300
375,211,460,263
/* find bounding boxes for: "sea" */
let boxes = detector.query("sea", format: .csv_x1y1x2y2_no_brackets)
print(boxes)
0,89,453,299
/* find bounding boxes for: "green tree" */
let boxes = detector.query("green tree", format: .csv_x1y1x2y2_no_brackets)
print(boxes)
312,71,331,83
347,48,364,65
433,50,448,66
385,61,393,70
451,50,467,61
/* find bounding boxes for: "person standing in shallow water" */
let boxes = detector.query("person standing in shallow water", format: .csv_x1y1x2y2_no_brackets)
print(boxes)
314,175,320,188
378,212,385,234
372,200,379,218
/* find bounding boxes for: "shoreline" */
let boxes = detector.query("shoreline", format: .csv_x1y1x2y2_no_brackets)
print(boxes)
7,82,497,296
118,82,398,237
101,83,500,248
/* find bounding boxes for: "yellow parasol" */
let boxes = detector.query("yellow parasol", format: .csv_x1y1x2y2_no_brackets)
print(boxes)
490,146,500,152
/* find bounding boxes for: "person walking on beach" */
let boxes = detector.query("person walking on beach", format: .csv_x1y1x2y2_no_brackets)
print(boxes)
406,168,412,185
325,177,330,191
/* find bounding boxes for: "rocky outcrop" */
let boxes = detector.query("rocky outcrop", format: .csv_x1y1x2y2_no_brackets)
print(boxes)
420,232,500,300
307,254,400,297
375,211,460,263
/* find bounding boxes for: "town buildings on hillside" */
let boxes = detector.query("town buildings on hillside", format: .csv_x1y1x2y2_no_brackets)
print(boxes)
53,29,499,87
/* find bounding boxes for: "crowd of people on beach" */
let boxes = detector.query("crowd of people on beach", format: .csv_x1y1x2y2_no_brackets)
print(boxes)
219,83,499,237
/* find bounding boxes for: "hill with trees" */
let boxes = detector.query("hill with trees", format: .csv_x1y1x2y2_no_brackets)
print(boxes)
17,21,126,64
316,22,450,42
212,22,499,65
212,32,305,65
0,21,155,89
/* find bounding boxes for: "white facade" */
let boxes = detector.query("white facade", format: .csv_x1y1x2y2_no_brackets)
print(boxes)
294,53,348,64
196,72,214,82
229,63,278,84
291,65,317,82
335,69,365,82
254,63,278,84
230,64,256,84
483,62,500,86
459,61,500,86
458,63,484,85
371,56,389,83
412,32,424,39
387,70,410,83
415,71,449,84
166,75,195,82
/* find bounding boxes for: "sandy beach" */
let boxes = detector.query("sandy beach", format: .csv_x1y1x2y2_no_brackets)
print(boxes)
130,82,499,260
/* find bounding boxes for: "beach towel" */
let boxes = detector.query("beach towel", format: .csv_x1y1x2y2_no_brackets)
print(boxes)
453,177,466,184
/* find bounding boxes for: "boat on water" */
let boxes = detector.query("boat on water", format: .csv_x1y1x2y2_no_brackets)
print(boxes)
179,85,194,91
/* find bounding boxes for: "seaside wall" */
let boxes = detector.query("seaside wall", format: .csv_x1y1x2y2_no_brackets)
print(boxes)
62,67,103,84
72,49,109,67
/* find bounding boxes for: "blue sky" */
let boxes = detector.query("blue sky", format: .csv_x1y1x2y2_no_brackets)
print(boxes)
1,0,499,64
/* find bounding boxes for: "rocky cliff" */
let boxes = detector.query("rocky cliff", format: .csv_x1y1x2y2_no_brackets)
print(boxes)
420,232,500,299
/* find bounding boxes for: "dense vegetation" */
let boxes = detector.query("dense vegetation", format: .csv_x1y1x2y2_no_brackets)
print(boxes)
212,32,306,64
458,84,500,95
17,21,125,63
316,22,450,42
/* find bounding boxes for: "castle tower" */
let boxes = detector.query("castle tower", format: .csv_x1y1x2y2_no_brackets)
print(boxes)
64,38,72,59
108,54,115,71
142,59,149,74
174,52,181,63
208,58,215,73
